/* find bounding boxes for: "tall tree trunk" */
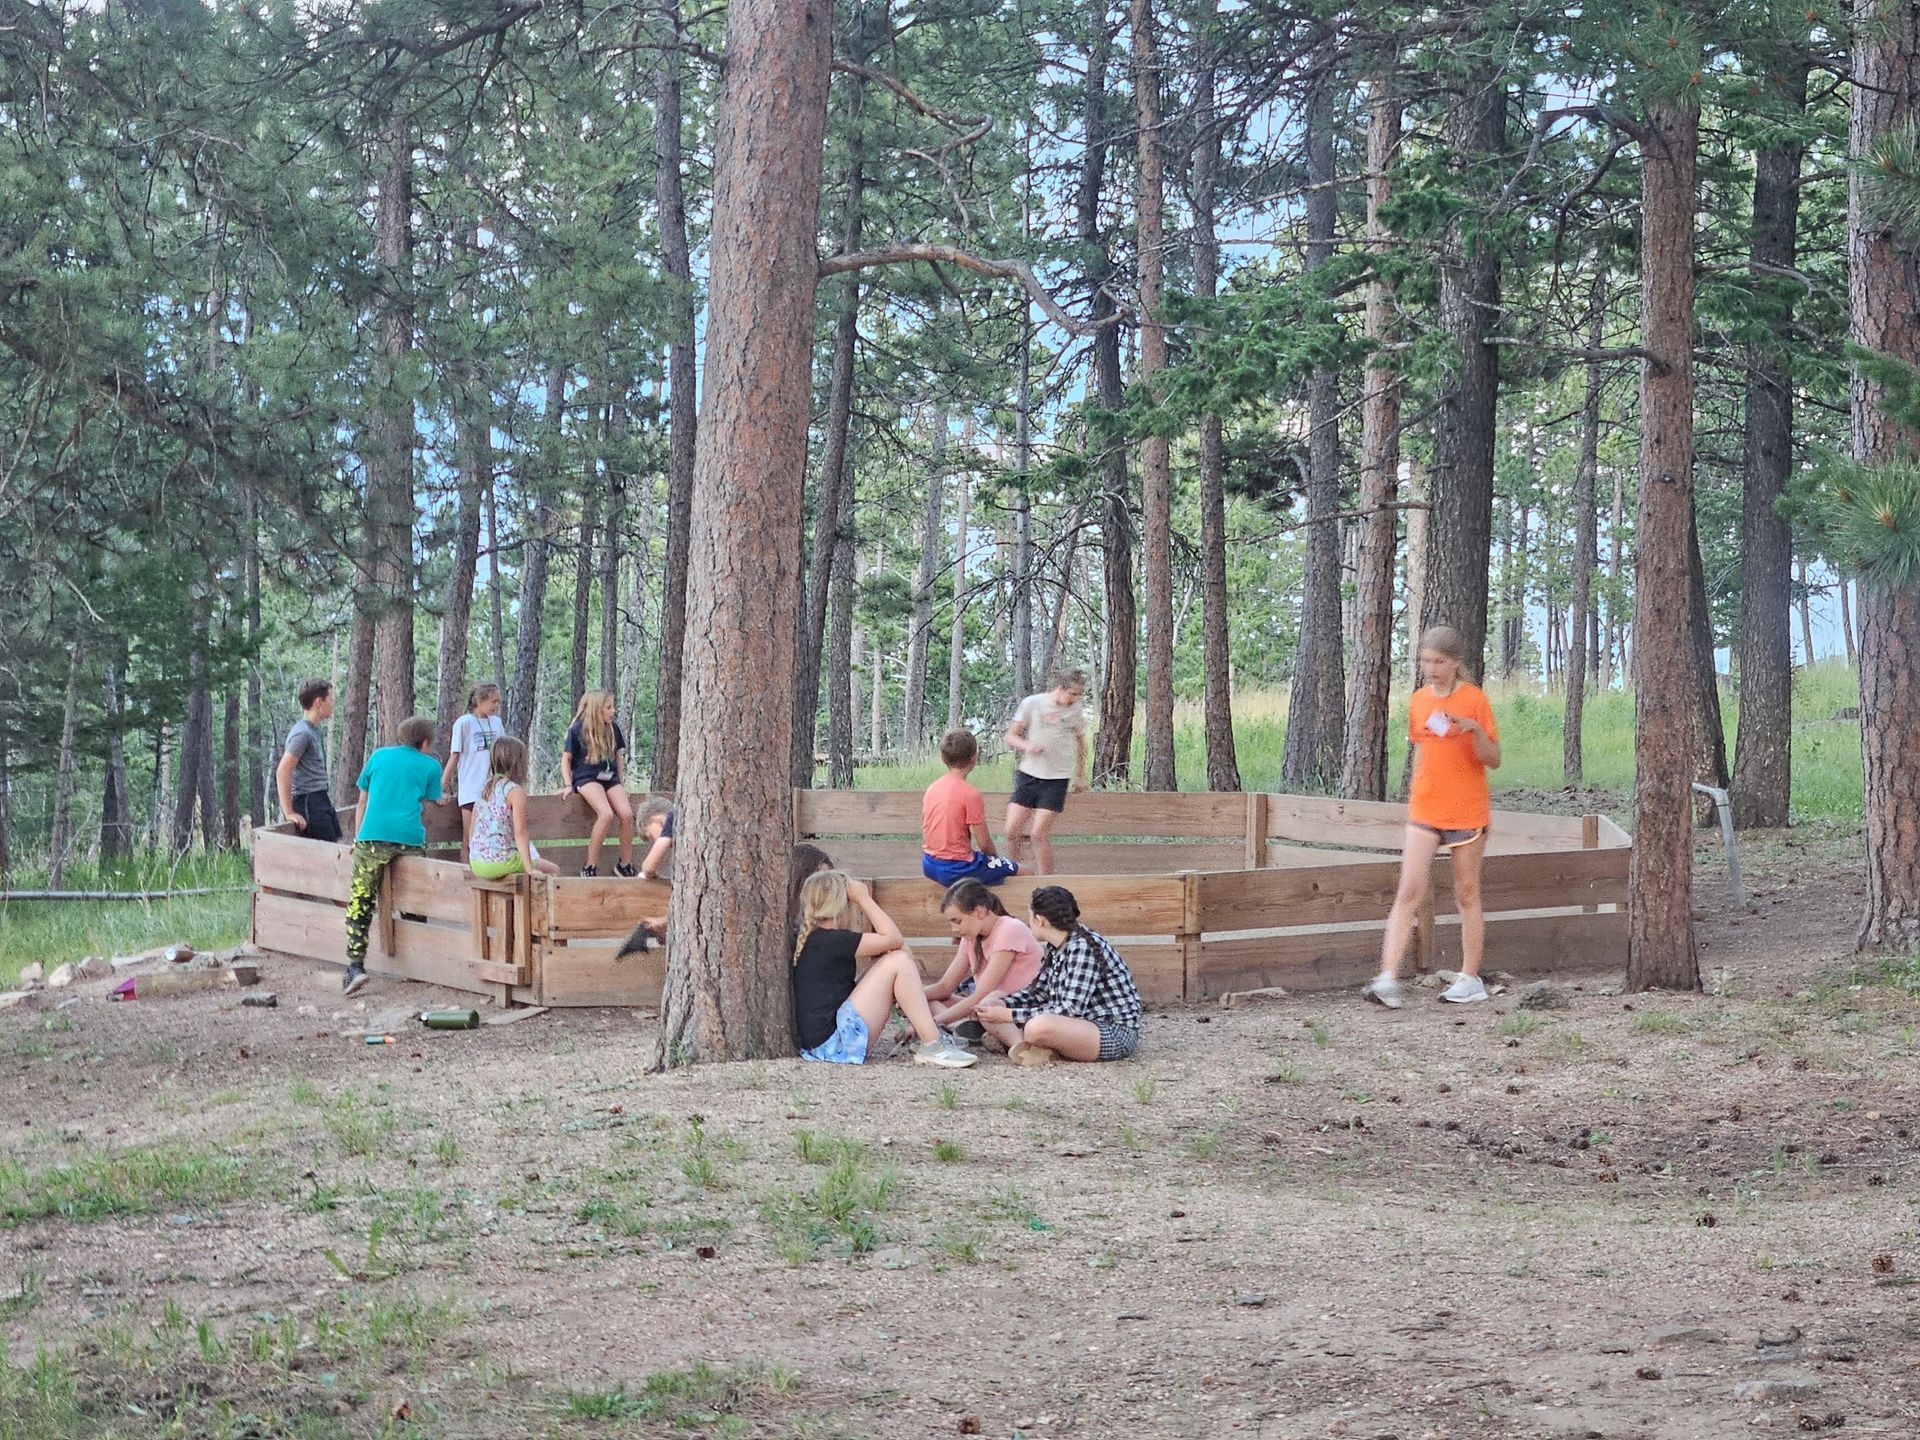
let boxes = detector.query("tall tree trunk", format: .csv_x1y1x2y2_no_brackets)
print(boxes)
335,606,374,798
1627,98,1702,992
510,370,563,741
0,731,11,877
621,465,657,747
1282,63,1346,792
174,608,212,853
1189,0,1238,792
571,487,599,705
1849,0,1920,950
792,97,867,786
651,0,699,793
870,531,886,755
1602,460,1625,690
47,639,84,889
828,441,858,788
1339,77,1401,802
655,0,832,1066
947,462,970,734
221,688,241,849
1078,18,1134,786
1839,580,1857,665
1796,556,1815,663
370,102,417,736
1132,0,1177,791
905,421,945,748
101,657,133,863
1505,504,1530,675
1012,304,1034,698
244,482,264,831
1687,502,1731,790
1565,269,1605,784
433,406,488,758
1422,75,1504,679
600,394,625,692
487,471,508,694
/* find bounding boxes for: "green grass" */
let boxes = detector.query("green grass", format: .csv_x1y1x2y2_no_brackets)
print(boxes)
1497,1011,1545,1038
762,1153,898,1263
0,1145,253,1226
562,1361,799,1428
0,852,250,984
849,660,1867,828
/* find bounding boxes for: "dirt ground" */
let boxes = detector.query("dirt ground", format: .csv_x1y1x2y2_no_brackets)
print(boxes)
2,826,1917,1440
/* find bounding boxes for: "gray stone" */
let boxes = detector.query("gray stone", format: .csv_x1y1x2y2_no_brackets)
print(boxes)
75,955,111,980
17,963,43,987
45,963,76,990
1235,1293,1267,1308
241,993,278,1009
1648,1324,1724,1348
1517,980,1574,1011
110,954,149,972
1222,986,1289,1010
1732,1378,1821,1403
873,1246,918,1270
0,991,35,1012
1597,1339,1634,1355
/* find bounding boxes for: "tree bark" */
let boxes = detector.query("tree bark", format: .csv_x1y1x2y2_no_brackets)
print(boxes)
1340,77,1401,802
0,731,11,877
1849,0,1920,949
1796,556,1815,664
1131,0,1177,791
570,485,598,706
369,102,417,737
947,460,970,734
792,96,867,786
905,421,944,748
244,482,264,831
1627,98,1702,992
1687,500,1731,790
828,439,859,788
487,471,508,695
433,405,488,758
1282,65,1346,793
221,688,242,849
1565,269,1605,784
1839,580,1856,665
174,608,212,853
509,370,563,741
651,0,700,793
600,394,624,693
655,0,832,1066
1080,17,1134,787
1012,308,1034,699
1602,460,1625,689
1422,75,1504,679
335,605,374,798
47,639,85,888
101,657,133,863
1192,14,1240,795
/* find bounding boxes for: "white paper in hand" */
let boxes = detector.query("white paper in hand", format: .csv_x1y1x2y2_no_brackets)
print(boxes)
1425,711,1452,738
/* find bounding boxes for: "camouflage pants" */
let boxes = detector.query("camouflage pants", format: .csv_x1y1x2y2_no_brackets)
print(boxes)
345,841,419,966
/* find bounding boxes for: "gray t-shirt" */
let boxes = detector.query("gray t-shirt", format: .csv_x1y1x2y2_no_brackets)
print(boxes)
1012,692,1087,781
285,718,330,797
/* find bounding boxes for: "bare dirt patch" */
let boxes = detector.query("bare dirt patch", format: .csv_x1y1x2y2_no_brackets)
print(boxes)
3,832,1917,1438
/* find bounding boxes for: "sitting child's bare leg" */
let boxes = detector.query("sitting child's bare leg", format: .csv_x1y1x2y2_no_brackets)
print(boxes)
1022,1012,1104,1062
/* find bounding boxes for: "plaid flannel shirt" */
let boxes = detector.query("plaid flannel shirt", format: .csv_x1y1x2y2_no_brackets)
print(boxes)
1000,925,1143,1030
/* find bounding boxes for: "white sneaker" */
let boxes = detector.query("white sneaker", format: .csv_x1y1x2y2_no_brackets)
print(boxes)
913,1039,978,1069
1362,974,1403,1009
1440,974,1489,1004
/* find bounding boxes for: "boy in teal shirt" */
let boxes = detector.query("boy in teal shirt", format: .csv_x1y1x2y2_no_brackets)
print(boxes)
344,716,446,995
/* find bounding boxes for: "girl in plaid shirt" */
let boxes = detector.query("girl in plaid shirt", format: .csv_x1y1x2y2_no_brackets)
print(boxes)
977,885,1142,1065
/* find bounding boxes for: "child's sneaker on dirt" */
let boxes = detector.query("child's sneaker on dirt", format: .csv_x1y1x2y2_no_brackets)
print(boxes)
342,964,369,997
951,1018,987,1043
1440,974,1489,1004
1362,973,1403,1009
613,860,638,878
914,1039,978,1069
578,864,597,877
1009,1040,1057,1067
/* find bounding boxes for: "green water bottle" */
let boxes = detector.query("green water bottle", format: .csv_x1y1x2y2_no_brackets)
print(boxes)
419,1008,480,1030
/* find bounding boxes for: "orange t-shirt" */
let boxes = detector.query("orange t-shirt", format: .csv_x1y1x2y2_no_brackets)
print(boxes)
922,771,985,862
1406,682,1498,829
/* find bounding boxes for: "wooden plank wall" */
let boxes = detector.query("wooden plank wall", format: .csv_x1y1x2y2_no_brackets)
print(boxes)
255,794,1633,1009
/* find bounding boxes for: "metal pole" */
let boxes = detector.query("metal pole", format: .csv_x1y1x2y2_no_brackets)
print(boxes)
1689,782,1745,909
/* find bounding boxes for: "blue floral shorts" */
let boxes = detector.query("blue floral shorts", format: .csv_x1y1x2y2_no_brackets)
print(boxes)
801,999,871,1065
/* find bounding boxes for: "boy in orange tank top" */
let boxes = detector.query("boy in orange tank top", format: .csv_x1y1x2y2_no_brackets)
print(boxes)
1363,625,1503,1009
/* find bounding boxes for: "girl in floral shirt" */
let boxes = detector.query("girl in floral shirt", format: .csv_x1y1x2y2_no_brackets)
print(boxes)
976,885,1142,1066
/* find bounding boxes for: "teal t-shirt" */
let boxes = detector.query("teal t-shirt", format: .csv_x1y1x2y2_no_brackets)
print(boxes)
355,746,443,846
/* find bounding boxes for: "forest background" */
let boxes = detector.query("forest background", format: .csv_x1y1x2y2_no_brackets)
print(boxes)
6,0,1920,1000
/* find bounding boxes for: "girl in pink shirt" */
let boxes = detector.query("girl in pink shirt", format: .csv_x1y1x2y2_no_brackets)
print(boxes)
927,879,1045,1031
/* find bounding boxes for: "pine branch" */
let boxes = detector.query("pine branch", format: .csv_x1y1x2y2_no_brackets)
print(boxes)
820,246,1120,336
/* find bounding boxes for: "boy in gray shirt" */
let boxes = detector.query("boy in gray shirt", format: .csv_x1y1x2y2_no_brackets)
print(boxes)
276,678,340,842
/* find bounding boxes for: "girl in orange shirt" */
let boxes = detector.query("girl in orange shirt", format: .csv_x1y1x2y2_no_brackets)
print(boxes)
1364,625,1502,1009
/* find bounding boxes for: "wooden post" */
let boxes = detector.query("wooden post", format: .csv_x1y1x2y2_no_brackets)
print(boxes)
378,867,398,961
1415,895,1435,974
1582,813,1600,916
1177,872,1198,1001
1245,792,1268,870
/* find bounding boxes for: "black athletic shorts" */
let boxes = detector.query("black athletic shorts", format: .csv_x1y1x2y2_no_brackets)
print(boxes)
1010,769,1070,814
294,790,341,843
1413,822,1485,852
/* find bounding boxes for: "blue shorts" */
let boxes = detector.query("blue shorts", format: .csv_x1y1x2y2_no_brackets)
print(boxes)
922,851,1020,887
800,999,871,1065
